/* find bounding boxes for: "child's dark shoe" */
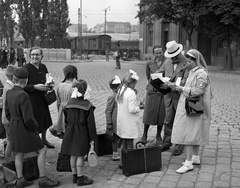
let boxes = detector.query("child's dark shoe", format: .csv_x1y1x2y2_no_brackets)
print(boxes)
38,176,60,187
16,177,33,188
77,175,93,186
73,174,77,184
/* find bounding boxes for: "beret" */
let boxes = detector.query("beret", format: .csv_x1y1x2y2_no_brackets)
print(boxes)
14,68,28,79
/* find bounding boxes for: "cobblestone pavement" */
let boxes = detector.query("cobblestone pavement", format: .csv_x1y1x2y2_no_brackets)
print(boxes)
1,60,240,188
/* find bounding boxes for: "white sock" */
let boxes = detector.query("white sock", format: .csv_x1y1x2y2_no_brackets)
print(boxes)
192,155,200,161
184,160,193,167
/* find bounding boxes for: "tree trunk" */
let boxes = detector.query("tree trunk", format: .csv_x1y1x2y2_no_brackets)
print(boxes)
223,37,233,70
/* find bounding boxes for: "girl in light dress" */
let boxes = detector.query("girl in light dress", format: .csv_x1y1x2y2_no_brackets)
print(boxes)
116,70,143,167
50,65,78,138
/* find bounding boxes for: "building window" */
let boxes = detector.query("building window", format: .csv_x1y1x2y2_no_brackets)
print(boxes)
146,23,153,47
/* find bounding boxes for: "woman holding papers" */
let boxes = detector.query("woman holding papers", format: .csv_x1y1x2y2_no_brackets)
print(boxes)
141,45,166,145
169,49,212,174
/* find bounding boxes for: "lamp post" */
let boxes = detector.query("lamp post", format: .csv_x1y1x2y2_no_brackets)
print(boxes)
103,6,110,35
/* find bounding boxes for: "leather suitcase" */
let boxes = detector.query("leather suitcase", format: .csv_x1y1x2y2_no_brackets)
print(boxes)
94,133,113,156
122,141,162,176
3,152,39,181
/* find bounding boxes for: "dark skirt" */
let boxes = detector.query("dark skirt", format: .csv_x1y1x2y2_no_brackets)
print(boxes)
143,91,165,125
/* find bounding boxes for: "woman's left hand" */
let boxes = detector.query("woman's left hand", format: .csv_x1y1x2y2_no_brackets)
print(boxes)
175,86,183,92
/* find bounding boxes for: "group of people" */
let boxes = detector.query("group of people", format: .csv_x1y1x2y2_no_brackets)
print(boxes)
0,39,212,187
0,43,27,70
141,40,212,173
105,40,212,174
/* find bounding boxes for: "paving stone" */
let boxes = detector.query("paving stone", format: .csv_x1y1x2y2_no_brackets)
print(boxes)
158,181,177,188
125,177,142,185
195,182,212,188
197,173,213,182
231,177,240,187
177,180,195,188
213,181,230,187
143,176,161,184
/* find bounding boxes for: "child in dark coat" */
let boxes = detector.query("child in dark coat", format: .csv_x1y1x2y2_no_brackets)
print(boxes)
60,79,97,186
5,68,60,188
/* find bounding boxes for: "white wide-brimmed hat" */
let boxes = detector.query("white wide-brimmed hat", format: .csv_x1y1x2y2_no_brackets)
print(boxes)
164,40,183,58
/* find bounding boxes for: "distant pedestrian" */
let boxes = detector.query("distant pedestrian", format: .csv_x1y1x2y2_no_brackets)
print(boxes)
115,45,121,69
116,70,144,168
171,49,212,174
0,45,9,69
9,48,16,65
60,79,97,186
16,43,24,67
105,75,121,161
5,67,60,187
50,65,78,138
105,47,109,62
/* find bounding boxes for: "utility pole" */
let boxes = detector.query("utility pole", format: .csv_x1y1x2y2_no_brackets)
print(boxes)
103,6,110,35
78,0,82,59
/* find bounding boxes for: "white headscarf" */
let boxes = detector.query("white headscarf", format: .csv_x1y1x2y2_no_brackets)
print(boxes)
186,49,208,72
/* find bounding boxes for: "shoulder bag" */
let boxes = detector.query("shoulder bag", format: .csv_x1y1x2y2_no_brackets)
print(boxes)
185,96,204,116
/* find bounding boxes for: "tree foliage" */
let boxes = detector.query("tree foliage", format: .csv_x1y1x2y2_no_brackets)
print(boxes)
0,0,16,47
12,0,70,48
137,0,240,70
137,0,207,48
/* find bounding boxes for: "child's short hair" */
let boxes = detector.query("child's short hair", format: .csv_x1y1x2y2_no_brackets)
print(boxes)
6,65,17,80
72,79,87,96
63,65,78,82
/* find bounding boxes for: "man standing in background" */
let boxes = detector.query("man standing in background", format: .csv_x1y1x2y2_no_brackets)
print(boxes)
16,43,24,67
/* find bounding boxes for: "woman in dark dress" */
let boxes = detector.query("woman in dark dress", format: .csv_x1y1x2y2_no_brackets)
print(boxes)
24,46,54,148
61,79,97,186
141,45,166,145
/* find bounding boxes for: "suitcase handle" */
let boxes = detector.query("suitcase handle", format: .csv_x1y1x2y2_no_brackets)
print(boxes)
135,141,146,149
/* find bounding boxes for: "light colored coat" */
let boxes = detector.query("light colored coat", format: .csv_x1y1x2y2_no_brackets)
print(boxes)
171,67,212,145
117,87,142,139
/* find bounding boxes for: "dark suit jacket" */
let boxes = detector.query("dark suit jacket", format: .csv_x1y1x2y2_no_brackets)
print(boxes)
157,57,189,108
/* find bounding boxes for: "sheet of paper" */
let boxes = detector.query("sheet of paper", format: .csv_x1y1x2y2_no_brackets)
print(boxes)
150,73,163,80
175,77,182,86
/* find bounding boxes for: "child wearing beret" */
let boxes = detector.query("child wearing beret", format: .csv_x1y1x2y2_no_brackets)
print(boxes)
5,67,60,188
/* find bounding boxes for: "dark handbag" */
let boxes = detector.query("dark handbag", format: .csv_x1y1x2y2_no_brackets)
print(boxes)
94,134,113,156
56,153,71,172
44,90,57,105
185,96,204,116
121,141,162,176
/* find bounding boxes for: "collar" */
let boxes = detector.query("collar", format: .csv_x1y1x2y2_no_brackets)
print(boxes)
6,79,14,87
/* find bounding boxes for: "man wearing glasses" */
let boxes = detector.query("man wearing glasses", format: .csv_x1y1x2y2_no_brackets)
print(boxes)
156,40,189,156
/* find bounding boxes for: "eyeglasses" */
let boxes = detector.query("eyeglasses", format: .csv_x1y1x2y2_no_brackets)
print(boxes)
31,53,41,57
